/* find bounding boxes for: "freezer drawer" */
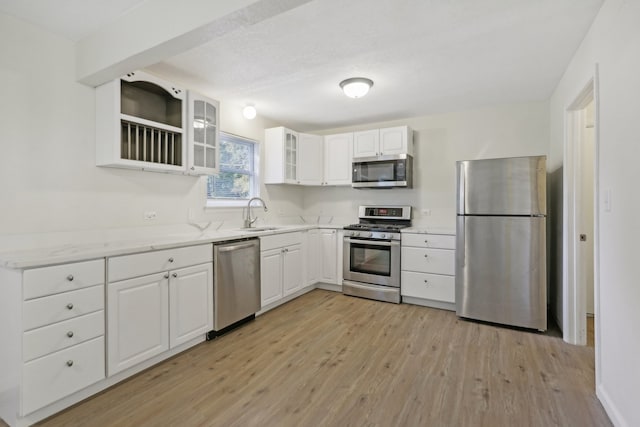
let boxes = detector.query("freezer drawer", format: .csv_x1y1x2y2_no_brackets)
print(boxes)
455,215,547,330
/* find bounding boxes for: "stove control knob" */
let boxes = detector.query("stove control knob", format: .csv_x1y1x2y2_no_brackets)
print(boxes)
354,232,360,237
380,234,386,239
366,232,373,238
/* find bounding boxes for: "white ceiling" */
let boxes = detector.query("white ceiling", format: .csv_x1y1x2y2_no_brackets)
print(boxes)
0,0,603,132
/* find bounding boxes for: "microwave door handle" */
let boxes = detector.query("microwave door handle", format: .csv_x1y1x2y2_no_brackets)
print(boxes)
345,238,399,247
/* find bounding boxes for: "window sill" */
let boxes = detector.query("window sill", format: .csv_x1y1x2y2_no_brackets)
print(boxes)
206,199,250,208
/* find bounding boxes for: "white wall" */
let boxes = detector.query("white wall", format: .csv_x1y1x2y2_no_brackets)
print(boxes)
0,12,303,243
303,102,550,227
549,0,640,425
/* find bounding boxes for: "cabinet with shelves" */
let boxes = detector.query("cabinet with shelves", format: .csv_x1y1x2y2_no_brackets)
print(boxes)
187,92,219,175
401,232,455,310
353,126,413,158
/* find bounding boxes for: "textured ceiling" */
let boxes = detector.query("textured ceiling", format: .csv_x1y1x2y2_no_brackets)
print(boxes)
0,0,603,132
149,0,603,131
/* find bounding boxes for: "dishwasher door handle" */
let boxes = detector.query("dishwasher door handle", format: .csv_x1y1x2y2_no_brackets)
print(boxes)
217,241,258,253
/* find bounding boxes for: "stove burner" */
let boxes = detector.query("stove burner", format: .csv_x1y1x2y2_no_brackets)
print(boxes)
344,223,409,232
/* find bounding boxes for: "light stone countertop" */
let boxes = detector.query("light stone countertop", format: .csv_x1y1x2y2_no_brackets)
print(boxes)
402,226,456,235
0,224,346,270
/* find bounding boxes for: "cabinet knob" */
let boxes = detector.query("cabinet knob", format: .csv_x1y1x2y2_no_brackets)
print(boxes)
191,166,195,170
66,274,74,281
424,280,428,284
66,303,74,310
66,360,74,367
424,240,428,244
164,273,170,279
424,254,428,258
67,331,74,338
172,273,178,278
168,257,174,263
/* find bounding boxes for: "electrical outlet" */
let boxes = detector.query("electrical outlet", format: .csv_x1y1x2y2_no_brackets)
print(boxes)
144,211,157,220
421,208,431,216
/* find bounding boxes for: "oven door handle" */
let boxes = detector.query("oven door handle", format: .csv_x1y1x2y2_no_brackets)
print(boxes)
344,238,400,247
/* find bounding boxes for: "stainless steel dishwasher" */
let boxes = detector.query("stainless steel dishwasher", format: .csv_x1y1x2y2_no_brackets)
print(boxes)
210,238,261,337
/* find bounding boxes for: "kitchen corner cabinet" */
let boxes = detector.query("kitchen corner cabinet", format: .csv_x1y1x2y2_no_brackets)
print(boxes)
353,126,413,159
401,232,455,310
319,228,339,283
305,229,321,285
186,92,219,176
298,133,324,185
264,127,299,184
323,132,353,185
96,70,187,173
260,232,304,307
107,244,213,375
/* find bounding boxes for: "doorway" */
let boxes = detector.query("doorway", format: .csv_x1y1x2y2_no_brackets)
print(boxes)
563,71,599,357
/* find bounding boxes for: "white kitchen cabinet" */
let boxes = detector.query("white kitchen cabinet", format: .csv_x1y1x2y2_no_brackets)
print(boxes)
169,263,213,348
96,70,187,173
106,244,213,375
298,133,324,185
107,272,169,375
323,132,353,185
0,259,106,424
305,229,321,285
353,126,413,159
264,126,299,184
319,229,338,284
260,233,305,309
401,232,455,310
186,92,219,176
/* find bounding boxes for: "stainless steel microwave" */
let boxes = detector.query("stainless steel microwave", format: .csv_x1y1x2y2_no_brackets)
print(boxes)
352,154,413,188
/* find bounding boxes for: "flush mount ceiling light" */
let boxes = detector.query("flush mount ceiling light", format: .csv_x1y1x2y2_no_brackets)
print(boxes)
242,105,257,120
339,77,374,98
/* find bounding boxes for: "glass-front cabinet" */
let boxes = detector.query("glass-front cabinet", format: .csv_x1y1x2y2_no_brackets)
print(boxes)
264,126,299,184
187,93,219,176
284,130,298,182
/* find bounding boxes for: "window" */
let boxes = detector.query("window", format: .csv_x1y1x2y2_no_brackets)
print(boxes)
206,132,259,206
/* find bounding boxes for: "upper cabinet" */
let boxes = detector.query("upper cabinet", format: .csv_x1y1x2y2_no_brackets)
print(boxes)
323,132,353,185
96,70,219,175
298,133,324,185
187,92,219,176
264,127,299,184
353,126,413,159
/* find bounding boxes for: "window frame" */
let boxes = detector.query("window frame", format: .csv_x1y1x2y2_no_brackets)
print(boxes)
205,132,260,208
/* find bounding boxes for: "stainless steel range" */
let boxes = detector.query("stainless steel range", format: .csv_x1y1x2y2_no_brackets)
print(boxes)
343,205,411,304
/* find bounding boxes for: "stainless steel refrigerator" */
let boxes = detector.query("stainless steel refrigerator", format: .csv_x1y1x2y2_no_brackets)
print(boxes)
455,155,547,331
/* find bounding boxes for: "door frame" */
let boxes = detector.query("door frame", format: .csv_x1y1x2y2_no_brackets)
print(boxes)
562,64,600,379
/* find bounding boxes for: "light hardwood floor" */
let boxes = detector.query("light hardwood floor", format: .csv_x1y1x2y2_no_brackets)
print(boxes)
9,290,609,427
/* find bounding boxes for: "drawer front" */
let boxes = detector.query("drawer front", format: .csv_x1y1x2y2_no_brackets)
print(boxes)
401,247,455,275
23,285,104,331
260,232,303,251
23,311,104,362
23,259,105,300
401,271,455,303
108,244,213,282
402,233,455,249
22,337,105,415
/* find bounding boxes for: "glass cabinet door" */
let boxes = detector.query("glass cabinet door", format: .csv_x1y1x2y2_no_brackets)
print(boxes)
285,130,298,182
188,93,219,175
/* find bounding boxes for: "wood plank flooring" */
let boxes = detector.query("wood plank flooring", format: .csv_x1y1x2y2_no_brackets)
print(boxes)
14,290,609,426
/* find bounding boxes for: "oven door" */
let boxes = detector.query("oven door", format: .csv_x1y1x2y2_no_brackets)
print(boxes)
343,237,400,287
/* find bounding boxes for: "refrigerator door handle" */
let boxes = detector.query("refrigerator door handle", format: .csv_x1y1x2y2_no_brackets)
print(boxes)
457,162,466,214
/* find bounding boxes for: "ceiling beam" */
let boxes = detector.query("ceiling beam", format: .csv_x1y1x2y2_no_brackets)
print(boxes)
76,0,312,87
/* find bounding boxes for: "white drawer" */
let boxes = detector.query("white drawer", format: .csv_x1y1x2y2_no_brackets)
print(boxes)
108,244,212,282
402,233,455,249
23,311,104,362
23,285,104,331
23,259,105,300
22,337,105,415
401,271,455,303
260,232,303,251
401,247,455,275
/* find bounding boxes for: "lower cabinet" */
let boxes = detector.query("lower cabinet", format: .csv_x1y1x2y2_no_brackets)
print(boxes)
401,232,456,310
319,229,338,283
260,233,304,308
106,244,213,376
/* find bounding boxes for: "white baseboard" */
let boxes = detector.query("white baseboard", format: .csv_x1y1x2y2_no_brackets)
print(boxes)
597,383,627,427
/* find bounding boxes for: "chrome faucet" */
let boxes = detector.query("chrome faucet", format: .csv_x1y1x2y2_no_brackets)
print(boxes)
244,197,268,228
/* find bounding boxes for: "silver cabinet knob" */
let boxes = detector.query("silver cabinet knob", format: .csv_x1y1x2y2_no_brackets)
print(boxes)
424,240,429,244
168,257,174,263
424,280,428,284
191,166,195,170
424,254,428,258
164,273,170,279
172,273,178,278
67,331,74,338
66,360,74,367
66,274,74,281
66,303,74,310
